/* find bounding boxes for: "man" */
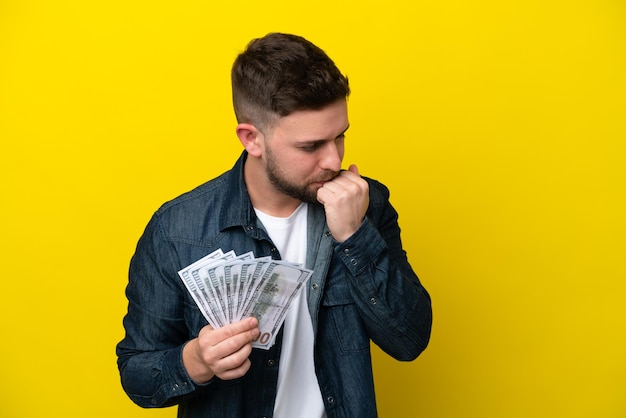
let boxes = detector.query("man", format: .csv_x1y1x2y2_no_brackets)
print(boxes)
117,32,432,418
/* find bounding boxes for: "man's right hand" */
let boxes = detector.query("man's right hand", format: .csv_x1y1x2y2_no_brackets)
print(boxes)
183,317,260,384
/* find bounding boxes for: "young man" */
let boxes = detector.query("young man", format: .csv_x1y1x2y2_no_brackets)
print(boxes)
117,32,432,418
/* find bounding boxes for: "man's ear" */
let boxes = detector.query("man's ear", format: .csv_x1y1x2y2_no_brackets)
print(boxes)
236,123,263,157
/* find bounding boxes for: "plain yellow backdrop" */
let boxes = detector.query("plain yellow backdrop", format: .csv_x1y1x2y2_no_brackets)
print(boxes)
1,0,624,417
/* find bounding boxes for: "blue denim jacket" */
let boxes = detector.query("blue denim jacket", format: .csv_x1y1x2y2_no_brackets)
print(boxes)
116,152,432,418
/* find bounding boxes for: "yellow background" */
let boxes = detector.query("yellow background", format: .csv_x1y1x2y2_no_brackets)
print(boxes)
1,0,624,417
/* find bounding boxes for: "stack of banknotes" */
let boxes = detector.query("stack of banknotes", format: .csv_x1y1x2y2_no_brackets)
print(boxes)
178,248,313,349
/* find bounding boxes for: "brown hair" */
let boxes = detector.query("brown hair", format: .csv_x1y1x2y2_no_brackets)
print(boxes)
231,33,350,130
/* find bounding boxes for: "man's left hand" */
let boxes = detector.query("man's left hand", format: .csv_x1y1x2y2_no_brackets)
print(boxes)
317,164,369,242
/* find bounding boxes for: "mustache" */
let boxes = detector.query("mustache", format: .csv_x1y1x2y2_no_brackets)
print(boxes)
311,170,340,183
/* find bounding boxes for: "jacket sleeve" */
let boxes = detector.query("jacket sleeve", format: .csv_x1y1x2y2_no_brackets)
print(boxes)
116,212,204,408
334,179,432,361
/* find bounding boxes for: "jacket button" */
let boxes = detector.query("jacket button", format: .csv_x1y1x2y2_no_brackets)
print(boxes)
311,283,319,290
327,396,334,404
267,359,275,367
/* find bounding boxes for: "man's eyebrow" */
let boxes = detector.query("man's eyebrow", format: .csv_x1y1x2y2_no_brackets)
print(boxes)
295,125,351,144
337,124,350,137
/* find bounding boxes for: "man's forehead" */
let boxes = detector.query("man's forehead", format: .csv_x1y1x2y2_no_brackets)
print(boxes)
272,101,348,135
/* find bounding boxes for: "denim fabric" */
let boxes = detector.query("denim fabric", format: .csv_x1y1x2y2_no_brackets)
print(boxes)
116,151,432,418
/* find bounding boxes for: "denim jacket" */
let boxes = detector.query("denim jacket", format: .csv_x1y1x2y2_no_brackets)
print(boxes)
116,151,432,418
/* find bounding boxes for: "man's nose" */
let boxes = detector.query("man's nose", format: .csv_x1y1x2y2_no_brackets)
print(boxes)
320,142,342,172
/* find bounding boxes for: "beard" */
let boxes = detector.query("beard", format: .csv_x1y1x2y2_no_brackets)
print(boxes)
265,147,338,204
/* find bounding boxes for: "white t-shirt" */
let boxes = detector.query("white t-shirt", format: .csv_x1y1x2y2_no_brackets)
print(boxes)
254,203,326,418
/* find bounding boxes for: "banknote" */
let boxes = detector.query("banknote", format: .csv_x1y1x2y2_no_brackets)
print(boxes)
241,261,312,349
178,249,225,328
178,250,312,349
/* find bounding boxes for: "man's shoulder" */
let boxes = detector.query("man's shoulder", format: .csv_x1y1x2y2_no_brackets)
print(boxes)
158,171,231,215
363,175,391,205
147,171,236,243
156,152,246,219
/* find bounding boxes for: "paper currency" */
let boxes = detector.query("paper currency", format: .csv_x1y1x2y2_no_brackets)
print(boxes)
178,250,312,349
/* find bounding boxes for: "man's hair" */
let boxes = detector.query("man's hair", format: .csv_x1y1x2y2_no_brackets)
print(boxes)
231,33,350,130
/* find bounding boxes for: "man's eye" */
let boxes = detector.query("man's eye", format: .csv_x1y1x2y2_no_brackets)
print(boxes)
300,144,320,152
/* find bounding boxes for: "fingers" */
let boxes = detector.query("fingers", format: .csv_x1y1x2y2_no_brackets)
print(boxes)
207,318,258,379
210,342,254,380
317,166,364,200
199,317,259,354
185,317,259,383
204,317,259,345
316,164,369,242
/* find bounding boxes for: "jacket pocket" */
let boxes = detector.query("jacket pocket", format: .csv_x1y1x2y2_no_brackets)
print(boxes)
320,277,369,353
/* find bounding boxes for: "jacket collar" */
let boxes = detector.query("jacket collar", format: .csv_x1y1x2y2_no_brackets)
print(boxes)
218,151,256,232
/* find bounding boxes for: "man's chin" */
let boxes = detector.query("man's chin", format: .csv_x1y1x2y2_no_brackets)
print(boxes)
299,186,321,204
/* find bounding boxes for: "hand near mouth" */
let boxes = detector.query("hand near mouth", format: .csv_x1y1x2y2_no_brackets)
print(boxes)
316,164,369,242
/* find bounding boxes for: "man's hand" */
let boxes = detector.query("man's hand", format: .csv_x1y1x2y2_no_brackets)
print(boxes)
183,317,260,384
317,164,369,242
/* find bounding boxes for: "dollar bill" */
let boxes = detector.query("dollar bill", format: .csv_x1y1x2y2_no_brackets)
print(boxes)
178,249,225,328
242,261,312,349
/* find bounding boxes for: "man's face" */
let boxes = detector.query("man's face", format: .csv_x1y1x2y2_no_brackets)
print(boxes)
261,99,349,203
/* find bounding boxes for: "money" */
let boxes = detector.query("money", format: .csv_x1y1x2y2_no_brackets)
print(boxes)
178,249,312,349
